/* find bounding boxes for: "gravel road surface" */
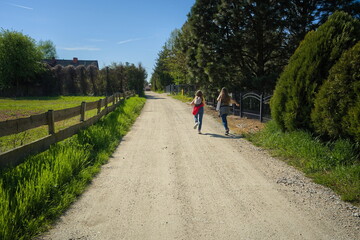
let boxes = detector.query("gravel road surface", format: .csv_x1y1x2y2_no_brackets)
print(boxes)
39,92,360,240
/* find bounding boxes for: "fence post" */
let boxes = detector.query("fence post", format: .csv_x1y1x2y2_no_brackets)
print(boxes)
239,93,243,118
80,102,86,122
260,94,263,122
105,97,108,113
97,99,102,114
47,110,55,135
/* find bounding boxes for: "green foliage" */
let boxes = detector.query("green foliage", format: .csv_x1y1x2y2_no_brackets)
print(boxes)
0,29,43,92
151,46,174,91
126,63,147,97
37,40,57,59
271,11,360,131
0,96,146,240
248,120,360,204
170,93,193,103
163,29,189,85
312,41,360,142
151,1,360,95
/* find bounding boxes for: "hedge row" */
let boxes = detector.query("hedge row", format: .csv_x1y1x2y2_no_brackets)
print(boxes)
271,11,360,143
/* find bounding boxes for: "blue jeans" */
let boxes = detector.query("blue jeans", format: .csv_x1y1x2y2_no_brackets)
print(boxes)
194,106,204,131
221,114,229,130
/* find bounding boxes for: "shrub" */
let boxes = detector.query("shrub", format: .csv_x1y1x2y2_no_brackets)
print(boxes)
52,65,64,95
271,11,360,131
87,65,98,95
62,65,77,95
76,65,89,95
312,41,360,142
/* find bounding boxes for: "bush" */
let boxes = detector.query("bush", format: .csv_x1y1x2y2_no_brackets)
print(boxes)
271,11,360,131
87,65,99,95
312,41,360,142
62,66,77,95
76,65,90,95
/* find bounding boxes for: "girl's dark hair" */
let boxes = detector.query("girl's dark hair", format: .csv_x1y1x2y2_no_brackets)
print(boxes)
221,87,230,104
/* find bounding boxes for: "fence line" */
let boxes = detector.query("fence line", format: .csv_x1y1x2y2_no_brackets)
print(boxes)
204,92,272,122
0,91,134,169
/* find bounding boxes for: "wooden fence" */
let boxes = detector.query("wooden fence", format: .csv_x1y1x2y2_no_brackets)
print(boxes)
0,91,134,169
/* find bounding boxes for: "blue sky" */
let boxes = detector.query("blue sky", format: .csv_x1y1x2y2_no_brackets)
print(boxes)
0,0,195,81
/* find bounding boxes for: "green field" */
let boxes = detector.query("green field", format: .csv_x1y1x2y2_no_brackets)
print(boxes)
0,96,106,153
0,96,104,121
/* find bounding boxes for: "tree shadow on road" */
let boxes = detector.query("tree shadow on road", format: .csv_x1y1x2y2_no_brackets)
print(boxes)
202,133,243,139
145,94,165,100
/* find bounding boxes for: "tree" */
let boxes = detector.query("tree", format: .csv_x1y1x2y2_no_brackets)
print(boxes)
270,11,360,131
0,29,43,95
163,29,189,85
180,0,360,95
37,40,57,59
127,63,147,97
311,41,360,142
151,47,174,91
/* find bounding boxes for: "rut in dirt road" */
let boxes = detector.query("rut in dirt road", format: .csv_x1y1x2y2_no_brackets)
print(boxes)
39,92,360,240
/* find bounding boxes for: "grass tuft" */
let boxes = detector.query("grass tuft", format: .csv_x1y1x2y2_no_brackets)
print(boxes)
170,93,193,103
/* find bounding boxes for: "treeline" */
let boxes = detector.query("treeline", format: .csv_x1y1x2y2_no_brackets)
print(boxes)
38,62,147,97
151,0,360,96
0,29,147,97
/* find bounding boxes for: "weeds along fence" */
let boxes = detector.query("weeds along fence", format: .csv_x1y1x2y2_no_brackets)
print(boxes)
0,91,134,169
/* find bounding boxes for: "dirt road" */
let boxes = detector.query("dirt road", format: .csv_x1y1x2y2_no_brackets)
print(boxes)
40,92,360,240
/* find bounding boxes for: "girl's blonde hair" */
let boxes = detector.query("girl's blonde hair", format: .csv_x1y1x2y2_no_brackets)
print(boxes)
220,87,230,104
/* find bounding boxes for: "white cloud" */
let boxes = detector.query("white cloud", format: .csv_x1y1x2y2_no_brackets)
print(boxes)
7,3,33,10
60,47,101,51
117,38,143,45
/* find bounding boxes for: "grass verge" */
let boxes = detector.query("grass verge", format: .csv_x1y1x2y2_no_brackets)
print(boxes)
170,93,193,103
247,120,360,206
0,96,146,240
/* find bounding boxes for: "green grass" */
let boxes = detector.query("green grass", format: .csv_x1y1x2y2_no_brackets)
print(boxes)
0,96,113,153
0,96,146,240
0,96,105,120
247,120,360,205
170,93,193,103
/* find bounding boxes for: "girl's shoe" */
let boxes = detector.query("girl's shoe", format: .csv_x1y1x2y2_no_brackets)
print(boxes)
198,131,202,134
194,122,199,129
225,129,229,135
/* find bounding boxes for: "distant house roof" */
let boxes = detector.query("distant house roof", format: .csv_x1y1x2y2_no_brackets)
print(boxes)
43,57,99,69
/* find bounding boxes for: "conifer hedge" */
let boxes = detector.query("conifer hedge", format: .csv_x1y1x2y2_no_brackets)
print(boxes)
312,41,360,142
271,11,360,131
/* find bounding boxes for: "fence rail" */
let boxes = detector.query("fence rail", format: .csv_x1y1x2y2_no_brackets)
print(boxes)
204,92,272,122
0,91,134,169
